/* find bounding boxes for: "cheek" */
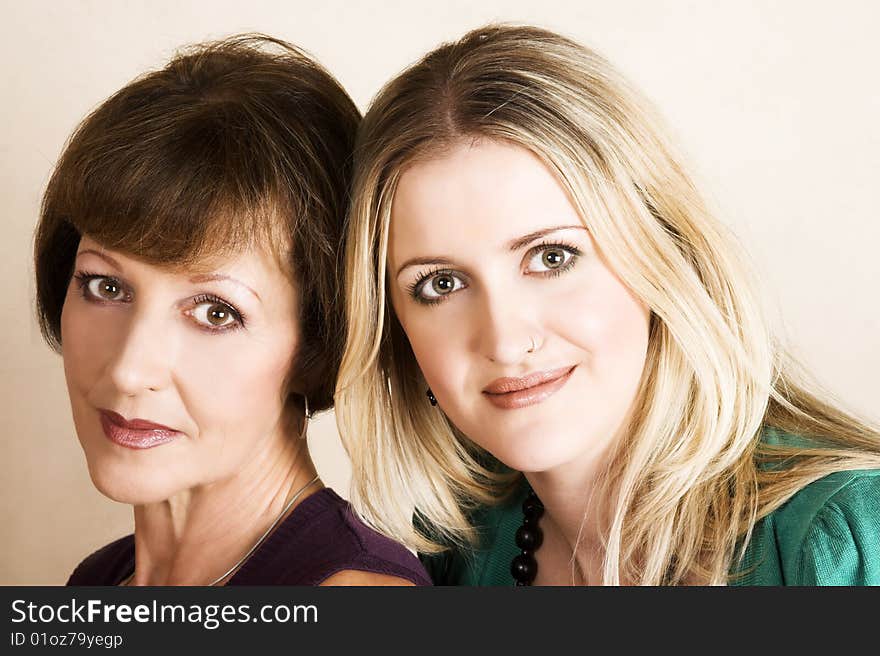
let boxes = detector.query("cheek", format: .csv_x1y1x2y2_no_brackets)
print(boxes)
392,300,468,397
60,287,111,394
561,267,650,390
411,328,454,377
177,329,296,435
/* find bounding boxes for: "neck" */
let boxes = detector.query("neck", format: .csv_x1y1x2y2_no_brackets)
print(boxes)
524,436,617,585
127,415,320,586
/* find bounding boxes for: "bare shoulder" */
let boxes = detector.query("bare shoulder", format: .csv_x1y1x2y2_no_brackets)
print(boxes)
319,569,416,587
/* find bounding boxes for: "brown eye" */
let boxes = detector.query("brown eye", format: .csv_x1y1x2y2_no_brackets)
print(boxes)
85,276,126,301
209,304,230,325
191,300,240,330
99,280,119,298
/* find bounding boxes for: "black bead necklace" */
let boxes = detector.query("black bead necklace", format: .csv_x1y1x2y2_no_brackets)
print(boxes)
511,488,544,586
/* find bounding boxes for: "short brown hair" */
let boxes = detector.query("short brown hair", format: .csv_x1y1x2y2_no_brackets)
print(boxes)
34,34,360,413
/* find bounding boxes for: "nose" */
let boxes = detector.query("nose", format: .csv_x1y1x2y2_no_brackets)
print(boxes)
475,284,544,365
103,306,173,396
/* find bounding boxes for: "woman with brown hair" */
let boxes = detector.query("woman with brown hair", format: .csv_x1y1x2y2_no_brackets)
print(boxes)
34,34,429,586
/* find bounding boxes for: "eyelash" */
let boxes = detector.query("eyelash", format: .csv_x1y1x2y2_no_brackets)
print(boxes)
406,268,459,307
407,240,583,306
72,271,247,333
530,240,582,277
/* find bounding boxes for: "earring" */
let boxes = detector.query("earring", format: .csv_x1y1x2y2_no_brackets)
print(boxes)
298,395,312,440
426,388,437,406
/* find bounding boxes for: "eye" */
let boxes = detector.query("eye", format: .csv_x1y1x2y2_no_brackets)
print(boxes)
413,270,467,302
76,274,130,302
524,244,579,274
189,297,243,331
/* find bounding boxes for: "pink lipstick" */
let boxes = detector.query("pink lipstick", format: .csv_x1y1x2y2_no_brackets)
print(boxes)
99,409,181,449
482,366,576,410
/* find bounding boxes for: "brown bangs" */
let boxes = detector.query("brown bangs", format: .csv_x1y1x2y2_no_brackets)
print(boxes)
45,57,317,268
35,34,360,411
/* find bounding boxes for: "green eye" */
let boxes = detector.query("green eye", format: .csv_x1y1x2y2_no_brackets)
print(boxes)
416,270,466,302
542,249,565,268
432,275,456,295
526,245,577,274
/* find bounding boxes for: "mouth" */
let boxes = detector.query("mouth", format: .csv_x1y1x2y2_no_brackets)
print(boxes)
98,409,181,450
482,365,576,410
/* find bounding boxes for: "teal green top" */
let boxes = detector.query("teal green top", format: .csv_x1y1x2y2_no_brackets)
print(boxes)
419,429,880,585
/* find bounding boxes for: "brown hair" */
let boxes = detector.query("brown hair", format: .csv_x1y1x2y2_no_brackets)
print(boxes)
34,34,360,412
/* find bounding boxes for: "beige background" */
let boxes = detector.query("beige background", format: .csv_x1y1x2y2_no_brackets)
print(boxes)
2,1,878,584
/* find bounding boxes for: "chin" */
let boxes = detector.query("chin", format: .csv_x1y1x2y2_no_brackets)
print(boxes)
459,409,577,470
494,451,575,475
85,458,179,505
477,432,584,475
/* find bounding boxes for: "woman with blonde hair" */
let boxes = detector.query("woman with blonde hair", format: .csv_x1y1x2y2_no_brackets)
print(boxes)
336,24,880,585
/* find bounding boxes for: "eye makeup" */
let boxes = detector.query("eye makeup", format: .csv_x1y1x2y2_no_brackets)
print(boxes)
72,270,247,334
405,240,583,306
524,240,583,277
407,267,468,306
74,271,131,303
187,293,247,333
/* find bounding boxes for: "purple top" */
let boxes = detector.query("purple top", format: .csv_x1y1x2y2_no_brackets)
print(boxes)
67,488,431,586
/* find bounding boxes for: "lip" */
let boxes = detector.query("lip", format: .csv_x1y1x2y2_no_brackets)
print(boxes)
482,365,576,410
98,409,181,450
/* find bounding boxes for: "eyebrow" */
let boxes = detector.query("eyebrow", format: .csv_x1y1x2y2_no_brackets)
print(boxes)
506,225,588,252
394,225,588,277
76,249,261,302
189,273,261,302
77,248,121,270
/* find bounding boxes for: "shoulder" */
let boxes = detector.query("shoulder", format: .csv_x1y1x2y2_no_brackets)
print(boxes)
66,534,134,586
746,467,880,585
301,489,432,586
419,480,528,586
319,570,416,586
779,469,880,585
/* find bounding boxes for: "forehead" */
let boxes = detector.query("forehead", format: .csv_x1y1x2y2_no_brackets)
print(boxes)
389,139,582,259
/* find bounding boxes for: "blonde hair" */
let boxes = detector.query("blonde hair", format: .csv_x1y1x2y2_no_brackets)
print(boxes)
336,24,880,584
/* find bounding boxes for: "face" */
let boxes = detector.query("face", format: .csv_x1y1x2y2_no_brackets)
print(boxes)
60,235,300,503
388,139,651,475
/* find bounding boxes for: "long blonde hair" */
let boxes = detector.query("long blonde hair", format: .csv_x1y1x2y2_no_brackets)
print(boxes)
336,24,880,584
